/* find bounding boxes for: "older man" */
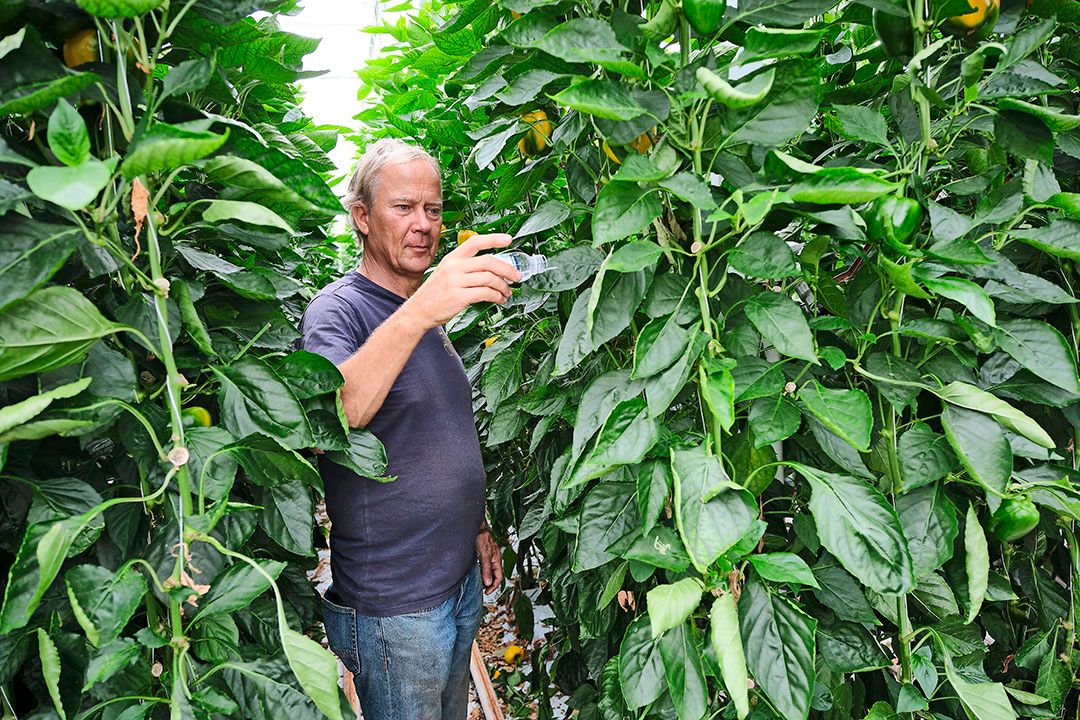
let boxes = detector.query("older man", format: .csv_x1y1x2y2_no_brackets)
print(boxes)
299,138,521,719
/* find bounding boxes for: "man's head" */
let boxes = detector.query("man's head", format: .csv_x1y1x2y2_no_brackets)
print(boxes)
343,139,443,281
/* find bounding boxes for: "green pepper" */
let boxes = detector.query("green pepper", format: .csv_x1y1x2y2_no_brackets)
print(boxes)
863,195,924,254
872,9,914,58
989,497,1040,542
683,0,725,36
641,0,680,39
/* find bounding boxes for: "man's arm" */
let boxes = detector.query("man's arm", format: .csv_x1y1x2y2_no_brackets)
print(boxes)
338,234,522,428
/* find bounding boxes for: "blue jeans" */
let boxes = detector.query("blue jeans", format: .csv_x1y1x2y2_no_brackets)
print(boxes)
322,562,484,720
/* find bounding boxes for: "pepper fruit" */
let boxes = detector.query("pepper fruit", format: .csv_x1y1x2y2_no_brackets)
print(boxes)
683,0,726,36
863,195,924,254
941,0,999,40
641,0,680,39
516,110,553,158
872,10,915,57
603,129,656,165
63,28,98,68
989,497,1040,542
181,406,212,428
458,229,478,245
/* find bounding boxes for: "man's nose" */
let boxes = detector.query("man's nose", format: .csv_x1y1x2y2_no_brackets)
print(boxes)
413,209,433,232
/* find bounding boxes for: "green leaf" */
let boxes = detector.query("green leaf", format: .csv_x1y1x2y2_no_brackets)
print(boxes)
0,73,99,117
325,428,388,478
659,623,708,720
710,593,750,719
281,627,345,720
717,59,822,146
229,433,322,489
569,398,659,486
607,240,665,272
83,638,140,691
75,0,162,17
535,18,638,76
162,56,215,100
0,286,120,382
936,381,1053,449
529,245,603,291
728,232,799,279
833,104,890,146
739,576,816,720
818,621,889,672
592,182,663,245
38,628,66,720
744,292,817,363
46,99,89,166
897,483,958,576
202,199,295,234
964,504,989,625
212,357,313,450
193,559,285,621
995,319,1080,395
633,315,690,379
575,482,637,572
28,159,114,211
798,380,872,451
173,279,215,356
121,124,228,180
619,615,666,708
551,79,648,120
787,167,899,204
647,578,703,638
620,525,690,571
571,370,646,460
898,422,956,491
944,653,1017,720
636,460,672,535
659,173,717,209
699,356,736,433
0,377,90,436
921,276,996,326
940,405,1012,495
259,483,313,556
1011,219,1080,261
796,463,915,594
748,395,801,446
746,552,819,588
65,564,147,647
671,445,757,573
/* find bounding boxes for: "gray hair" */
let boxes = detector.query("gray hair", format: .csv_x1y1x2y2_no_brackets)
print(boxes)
342,138,441,237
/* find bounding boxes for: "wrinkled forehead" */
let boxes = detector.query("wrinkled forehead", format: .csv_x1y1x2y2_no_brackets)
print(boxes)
372,159,442,202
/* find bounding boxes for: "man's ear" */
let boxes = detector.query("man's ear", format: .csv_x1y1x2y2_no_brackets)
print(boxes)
351,203,369,237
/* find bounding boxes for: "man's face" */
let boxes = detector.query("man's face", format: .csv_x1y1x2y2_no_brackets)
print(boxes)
352,159,443,280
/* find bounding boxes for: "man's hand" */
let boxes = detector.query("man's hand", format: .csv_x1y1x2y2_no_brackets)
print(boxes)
476,529,503,595
402,233,523,330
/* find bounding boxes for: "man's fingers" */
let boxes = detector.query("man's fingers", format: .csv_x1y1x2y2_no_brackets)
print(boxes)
453,233,513,258
464,287,509,306
461,270,512,298
466,256,524,283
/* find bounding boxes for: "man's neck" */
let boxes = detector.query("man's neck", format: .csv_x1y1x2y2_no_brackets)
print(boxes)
357,257,423,299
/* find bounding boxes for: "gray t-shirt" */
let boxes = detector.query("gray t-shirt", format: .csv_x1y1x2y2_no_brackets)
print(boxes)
299,271,485,616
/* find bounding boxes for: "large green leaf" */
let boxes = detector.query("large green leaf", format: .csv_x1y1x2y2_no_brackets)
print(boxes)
259,483,313,556
935,381,1053,448
659,623,708,720
76,0,162,17
121,124,228,179
592,181,663,245
798,381,872,451
0,286,120,382
0,519,78,633
963,504,989,625
551,79,649,120
280,627,345,720
27,159,114,211
193,559,285,621
46,99,89,166
619,614,666,708
728,232,799,279
65,564,147,647
797,464,915,594
326,428,390,479
228,433,321,489
739,576,816,720
896,483,958,577
671,445,757,572
212,357,313,450
0,378,90,437
569,397,659,486
0,216,79,311
710,594,750,719
994,319,1080,395
944,653,1017,720
202,199,295,234
1011,219,1080,261
898,422,957,491
647,578,703,638
941,405,1011,496
38,628,66,720
744,292,817,363
574,481,638,571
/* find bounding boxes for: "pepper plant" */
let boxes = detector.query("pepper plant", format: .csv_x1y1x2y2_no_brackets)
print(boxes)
358,0,1080,718
0,1,387,718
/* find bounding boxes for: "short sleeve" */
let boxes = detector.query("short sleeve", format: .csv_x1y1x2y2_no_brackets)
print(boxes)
300,293,368,366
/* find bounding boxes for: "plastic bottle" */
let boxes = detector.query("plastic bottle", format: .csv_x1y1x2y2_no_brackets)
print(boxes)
492,252,554,282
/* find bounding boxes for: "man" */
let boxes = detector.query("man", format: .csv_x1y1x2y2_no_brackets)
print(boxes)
299,138,522,719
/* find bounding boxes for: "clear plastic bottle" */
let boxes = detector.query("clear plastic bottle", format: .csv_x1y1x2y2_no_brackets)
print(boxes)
492,251,554,282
